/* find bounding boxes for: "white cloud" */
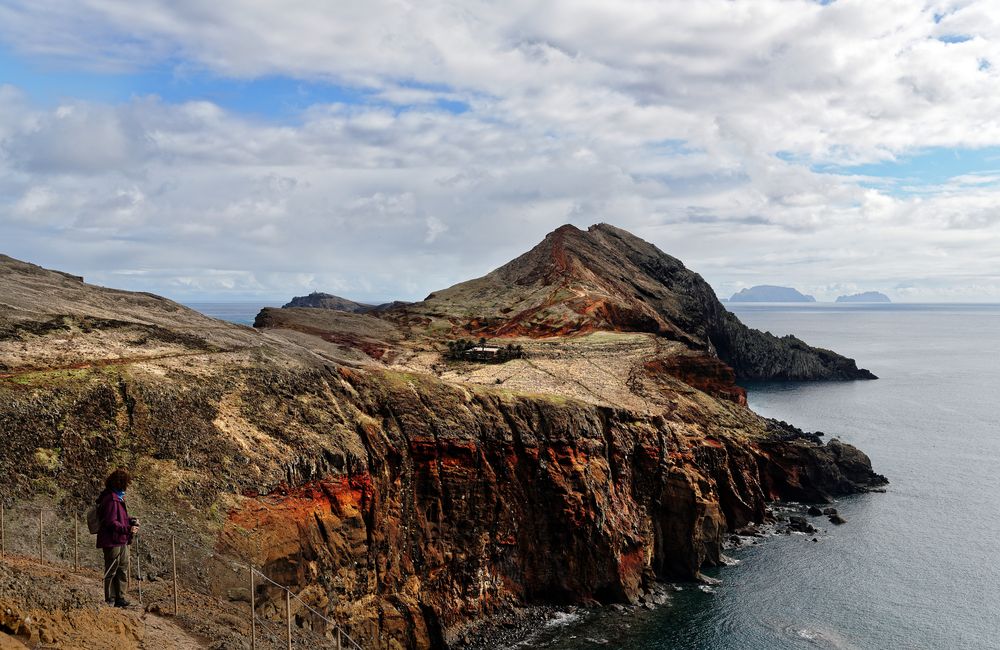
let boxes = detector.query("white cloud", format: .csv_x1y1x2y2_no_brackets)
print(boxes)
0,1,999,300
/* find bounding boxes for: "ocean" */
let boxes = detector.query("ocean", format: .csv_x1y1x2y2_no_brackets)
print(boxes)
529,303,1000,649
189,301,1000,649
183,301,281,326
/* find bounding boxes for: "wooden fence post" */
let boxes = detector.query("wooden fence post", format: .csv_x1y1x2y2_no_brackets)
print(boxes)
336,627,342,650
249,566,256,650
286,589,292,650
172,537,179,616
38,510,43,564
74,515,79,570
135,534,143,605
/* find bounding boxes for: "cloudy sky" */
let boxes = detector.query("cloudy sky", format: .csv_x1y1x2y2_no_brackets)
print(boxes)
2,0,1000,302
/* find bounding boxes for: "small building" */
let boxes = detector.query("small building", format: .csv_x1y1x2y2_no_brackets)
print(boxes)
464,346,502,361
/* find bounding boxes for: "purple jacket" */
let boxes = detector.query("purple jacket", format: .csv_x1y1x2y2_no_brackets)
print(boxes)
96,490,132,549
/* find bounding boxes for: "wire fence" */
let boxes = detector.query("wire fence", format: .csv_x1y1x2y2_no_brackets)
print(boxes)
0,501,368,650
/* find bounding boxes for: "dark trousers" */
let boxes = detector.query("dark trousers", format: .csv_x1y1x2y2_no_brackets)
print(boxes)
102,545,128,603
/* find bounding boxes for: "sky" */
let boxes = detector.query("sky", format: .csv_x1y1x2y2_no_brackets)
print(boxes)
2,0,1000,303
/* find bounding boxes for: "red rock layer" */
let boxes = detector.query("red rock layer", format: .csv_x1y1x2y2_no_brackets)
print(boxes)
646,355,748,405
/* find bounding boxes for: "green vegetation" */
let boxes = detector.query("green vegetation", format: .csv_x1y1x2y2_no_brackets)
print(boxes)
445,338,525,362
4,367,97,386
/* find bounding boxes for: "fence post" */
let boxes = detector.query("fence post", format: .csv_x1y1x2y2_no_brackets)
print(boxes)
74,515,79,570
38,510,43,564
286,589,292,650
336,627,342,650
249,566,256,650
135,534,143,605
172,537,179,616
1,503,5,559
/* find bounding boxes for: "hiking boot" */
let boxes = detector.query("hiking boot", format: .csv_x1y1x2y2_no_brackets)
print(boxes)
114,598,131,608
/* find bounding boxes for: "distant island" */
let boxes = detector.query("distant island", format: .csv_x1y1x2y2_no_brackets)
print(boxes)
730,285,816,302
836,292,891,303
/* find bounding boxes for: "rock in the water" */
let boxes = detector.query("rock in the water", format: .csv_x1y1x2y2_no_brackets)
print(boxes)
823,507,838,515
828,514,847,525
788,516,817,534
807,505,824,516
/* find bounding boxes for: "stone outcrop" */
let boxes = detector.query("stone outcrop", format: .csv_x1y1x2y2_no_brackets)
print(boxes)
282,291,375,312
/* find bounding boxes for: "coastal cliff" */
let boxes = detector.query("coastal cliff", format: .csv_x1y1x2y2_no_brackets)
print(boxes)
0,227,886,648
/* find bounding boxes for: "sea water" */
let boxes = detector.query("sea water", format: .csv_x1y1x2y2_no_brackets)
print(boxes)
183,301,280,326
534,303,1000,649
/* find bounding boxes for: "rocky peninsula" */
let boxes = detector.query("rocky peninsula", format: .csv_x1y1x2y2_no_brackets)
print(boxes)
0,225,885,648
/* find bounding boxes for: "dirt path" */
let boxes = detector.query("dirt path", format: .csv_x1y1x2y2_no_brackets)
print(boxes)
140,611,206,650
0,555,210,649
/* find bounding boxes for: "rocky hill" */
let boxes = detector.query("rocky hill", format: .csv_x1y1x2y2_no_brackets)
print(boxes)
282,291,375,312
0,229,886,649
388,224,873,380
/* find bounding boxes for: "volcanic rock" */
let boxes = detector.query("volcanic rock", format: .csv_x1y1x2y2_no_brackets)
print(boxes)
0,225,888,649
787,516,816,534
282,291,374,312
389,224,875,381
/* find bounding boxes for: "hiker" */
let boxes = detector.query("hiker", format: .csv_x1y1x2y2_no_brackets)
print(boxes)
96,468,139,607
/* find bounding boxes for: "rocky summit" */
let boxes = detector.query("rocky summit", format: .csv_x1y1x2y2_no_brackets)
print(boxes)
0,226,886,649
282,291,375,312
387,224,874,381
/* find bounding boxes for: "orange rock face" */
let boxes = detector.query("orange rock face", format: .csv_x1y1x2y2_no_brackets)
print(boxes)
646,355,748,405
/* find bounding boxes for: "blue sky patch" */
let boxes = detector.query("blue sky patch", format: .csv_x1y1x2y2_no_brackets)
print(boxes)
0,46,471,120
775,147,1000,194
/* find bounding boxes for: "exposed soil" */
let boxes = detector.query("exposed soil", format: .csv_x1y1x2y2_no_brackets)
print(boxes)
0,556,206,649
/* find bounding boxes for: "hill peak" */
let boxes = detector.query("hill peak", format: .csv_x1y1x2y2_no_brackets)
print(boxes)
282,292,374,312
398,224,875,381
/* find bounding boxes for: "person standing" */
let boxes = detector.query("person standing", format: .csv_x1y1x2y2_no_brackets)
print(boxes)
96,469,139,607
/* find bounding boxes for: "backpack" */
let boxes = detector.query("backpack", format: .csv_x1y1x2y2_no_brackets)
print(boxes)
86,503,101,534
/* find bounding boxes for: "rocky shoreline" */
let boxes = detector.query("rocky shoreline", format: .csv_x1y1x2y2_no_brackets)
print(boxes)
463,493,881,649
